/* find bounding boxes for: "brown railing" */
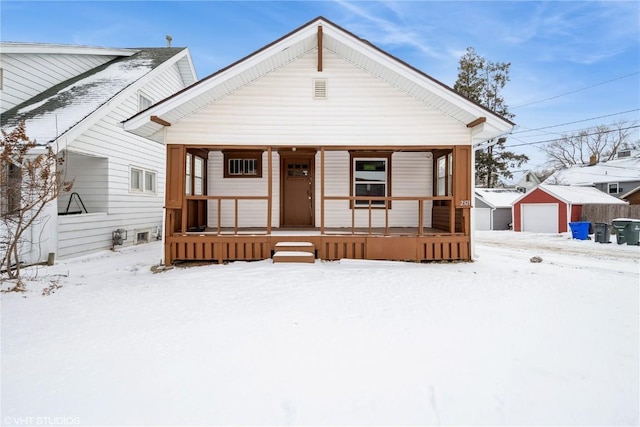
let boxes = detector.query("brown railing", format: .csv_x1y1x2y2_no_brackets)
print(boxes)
322,195,456,235
182,194,457,236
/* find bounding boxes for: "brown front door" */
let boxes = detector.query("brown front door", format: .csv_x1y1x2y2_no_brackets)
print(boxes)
281,152,315,227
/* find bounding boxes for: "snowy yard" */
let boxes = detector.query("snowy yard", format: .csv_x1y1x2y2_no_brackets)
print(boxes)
1,231,638,426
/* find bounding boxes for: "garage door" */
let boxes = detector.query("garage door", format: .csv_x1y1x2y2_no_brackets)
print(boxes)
475,208,491,230
521,203,558,233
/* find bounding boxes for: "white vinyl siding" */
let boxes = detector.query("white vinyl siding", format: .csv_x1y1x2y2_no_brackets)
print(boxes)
54,61,190,260
0,52,117,113
204,150,432,229
165,50,469,148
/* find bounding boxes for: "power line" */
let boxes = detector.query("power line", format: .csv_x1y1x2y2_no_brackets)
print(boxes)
504,124,640,148
511,109,640,135
511,71,640,109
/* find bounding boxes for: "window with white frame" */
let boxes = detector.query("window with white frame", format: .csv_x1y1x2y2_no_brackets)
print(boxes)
351,153,391,208
138,92,153,111
436,153,453,196
130,166,156,194
608,183,619,194
185,152,206,195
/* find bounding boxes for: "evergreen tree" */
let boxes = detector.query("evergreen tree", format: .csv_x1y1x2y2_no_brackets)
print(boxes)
454,47,527,187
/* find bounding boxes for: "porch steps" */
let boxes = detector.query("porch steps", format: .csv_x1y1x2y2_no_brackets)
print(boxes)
273,241,315,264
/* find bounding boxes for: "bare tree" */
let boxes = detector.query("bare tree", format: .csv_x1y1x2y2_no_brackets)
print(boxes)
1,121,73,279
541,119,639,169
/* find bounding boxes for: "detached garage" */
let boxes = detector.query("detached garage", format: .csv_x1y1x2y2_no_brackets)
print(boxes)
474,188,522,230
513,184,627,233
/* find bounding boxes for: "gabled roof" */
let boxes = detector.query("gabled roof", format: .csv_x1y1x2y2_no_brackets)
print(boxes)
515,184,628,206
544,154,640,185
474,188,522,209
619,185,640,200
123,16,515,143
1,47,196,146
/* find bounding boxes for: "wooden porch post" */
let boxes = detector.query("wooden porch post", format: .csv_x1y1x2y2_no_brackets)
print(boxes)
267,147,272,233
320,147,325,234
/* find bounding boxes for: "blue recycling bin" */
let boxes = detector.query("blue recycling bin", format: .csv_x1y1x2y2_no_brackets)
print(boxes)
569,221,591,240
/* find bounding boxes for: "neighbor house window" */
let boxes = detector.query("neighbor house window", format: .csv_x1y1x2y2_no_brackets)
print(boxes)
186,152,206,195
1,163,21,215
138,93,153,111
350,152,392,208
436,153,453,196
608,183,619,194
130,166,156,194
223,151,262,178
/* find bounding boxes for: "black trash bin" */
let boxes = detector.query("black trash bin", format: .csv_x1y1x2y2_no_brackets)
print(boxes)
594,223,611,243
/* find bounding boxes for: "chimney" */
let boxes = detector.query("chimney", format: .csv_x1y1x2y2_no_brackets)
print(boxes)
166,35,172,48
589,154,597,166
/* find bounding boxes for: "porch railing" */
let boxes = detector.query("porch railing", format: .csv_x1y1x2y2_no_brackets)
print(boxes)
182,194,457,236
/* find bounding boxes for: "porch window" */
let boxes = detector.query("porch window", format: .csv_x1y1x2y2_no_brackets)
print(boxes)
1,163,21,215
608,183,619,194
130,166,156,194
224,151,263,178
436,153,453,196
350,152,392,208
186,153,205,195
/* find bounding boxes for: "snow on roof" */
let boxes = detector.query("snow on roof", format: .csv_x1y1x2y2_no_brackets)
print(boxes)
474,188,522,208
544,155,640,185
1,48,186,144
536,184,628,205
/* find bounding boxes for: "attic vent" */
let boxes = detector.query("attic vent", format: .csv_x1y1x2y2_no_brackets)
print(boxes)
313,79,327,100
618,150,631,158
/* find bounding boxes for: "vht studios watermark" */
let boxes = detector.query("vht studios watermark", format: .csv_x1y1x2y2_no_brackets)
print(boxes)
3,416,81,426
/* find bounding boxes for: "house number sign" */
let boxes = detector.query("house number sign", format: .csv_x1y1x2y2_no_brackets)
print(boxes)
459,199,472,207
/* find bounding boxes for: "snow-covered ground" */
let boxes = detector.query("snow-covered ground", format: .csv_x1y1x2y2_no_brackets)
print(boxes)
1,231,638,426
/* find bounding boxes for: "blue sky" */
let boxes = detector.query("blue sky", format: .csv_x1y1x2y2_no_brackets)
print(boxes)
2,1,639,173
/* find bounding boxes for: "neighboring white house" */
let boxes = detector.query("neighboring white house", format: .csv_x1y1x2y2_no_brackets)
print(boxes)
474,188,522,230
501,169,540,193
1,42,197,263
544,149,640,198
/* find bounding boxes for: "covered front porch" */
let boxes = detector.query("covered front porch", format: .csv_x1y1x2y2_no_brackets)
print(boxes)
163,144,473,264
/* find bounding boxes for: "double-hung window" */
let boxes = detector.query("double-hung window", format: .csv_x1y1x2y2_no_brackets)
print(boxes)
608,183,619,194
1,163,21,215
350,152,391,208
435,153,453,196
130,166,156,194
186,152,206,195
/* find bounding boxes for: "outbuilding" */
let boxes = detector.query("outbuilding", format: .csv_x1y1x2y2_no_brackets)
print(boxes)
474,188,521,230
512,184,628,233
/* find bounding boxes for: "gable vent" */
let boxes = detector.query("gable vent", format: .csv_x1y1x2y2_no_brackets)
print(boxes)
313,79,327,100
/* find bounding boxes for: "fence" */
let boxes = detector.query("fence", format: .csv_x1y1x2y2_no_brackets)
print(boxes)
581,204,640,225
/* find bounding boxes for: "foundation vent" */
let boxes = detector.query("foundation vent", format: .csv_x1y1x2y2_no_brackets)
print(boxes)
313,78,327,100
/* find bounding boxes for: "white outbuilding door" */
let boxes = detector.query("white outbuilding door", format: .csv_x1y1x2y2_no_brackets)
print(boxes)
475,208,491,230
521,203,558,233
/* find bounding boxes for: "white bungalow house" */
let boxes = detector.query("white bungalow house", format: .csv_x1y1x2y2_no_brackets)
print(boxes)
0,42,197,264
123,17,515,264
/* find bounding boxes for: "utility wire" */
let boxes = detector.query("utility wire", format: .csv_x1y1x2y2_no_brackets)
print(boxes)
511,71,640,109
511,109,640,135
504,124,640,148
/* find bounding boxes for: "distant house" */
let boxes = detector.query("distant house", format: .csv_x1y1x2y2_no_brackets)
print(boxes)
474,188,521,230
509,170,541,193
543,150,640,198
1,42,197,264
512,184,627,233
123,17,515,264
